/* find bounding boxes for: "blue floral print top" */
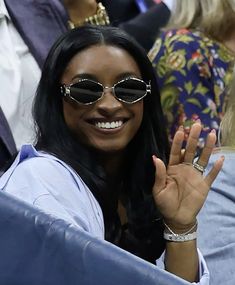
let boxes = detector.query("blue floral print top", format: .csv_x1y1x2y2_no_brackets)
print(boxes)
149,29,235,147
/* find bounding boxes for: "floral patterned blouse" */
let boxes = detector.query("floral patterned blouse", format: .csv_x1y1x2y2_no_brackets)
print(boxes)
149,29,235,147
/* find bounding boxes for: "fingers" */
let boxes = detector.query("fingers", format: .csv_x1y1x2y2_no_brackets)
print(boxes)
169,122,202,166
168,122,221,183
196,129,216,168
169,126,185,165
184,122,202,163
152,155,166,195
204,156,225,186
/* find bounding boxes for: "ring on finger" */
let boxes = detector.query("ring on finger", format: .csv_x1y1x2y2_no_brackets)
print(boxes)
193,161,205,174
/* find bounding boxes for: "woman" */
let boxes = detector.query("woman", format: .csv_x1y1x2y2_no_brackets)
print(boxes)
0,26,224,283
197,68,235,285
149,0,235,147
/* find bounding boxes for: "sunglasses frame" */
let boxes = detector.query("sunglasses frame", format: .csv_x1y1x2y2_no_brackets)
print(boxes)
61,77,151,105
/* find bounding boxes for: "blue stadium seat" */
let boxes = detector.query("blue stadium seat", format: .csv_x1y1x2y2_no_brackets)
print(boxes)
0,191,190,285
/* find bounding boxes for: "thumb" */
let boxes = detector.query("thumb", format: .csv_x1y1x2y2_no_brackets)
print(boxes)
152,155,167,196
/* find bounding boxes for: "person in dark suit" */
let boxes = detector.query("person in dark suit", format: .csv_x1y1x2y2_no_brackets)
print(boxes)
0,107,16,173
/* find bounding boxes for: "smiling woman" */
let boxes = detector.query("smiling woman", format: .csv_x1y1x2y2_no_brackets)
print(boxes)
0,25,224,284
61,44,144,153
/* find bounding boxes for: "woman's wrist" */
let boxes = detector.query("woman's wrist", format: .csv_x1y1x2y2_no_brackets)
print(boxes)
163,220,198,242
163,219,197,234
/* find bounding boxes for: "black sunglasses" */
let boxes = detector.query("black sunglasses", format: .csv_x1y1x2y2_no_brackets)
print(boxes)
61,77,151,105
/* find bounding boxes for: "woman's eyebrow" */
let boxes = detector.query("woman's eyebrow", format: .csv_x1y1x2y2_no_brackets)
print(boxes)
116,72,141,81
71,72,142,83
71,73,97,81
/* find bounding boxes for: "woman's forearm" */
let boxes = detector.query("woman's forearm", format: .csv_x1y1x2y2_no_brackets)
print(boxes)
165,240,199,282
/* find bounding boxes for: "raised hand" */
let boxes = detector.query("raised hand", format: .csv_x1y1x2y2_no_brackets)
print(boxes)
152,122,224,231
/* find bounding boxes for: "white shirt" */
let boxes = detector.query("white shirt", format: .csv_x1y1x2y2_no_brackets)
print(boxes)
0,0,41,149
162,0,174,10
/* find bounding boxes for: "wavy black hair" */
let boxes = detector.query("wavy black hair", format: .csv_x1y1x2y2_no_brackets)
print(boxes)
33,25,170,262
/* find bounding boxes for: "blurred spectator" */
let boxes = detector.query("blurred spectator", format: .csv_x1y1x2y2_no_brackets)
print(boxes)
197,67,235,285
149,0,235,148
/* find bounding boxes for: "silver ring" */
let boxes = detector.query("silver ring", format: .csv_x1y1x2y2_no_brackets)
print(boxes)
193,162,205,174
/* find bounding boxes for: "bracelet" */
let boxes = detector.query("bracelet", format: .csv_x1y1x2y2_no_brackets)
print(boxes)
164,231,197,242
163,220,198,242
68,3,110,29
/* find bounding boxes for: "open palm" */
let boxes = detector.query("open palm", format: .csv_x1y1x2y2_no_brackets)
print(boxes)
152,123,224,230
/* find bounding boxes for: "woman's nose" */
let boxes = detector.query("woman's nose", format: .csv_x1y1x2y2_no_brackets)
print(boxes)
96,87,122,114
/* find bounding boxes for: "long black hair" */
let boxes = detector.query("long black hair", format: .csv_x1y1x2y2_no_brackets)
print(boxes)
33,25,170,262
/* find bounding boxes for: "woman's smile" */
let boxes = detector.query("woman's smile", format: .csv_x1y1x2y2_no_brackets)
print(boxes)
85,116,129,131
94,120,124,130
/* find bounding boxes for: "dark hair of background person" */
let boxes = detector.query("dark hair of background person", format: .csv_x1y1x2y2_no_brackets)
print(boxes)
33,25,170,262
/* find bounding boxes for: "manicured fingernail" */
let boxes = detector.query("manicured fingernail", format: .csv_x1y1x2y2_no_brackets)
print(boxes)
152,155,157,164
195,119,201,123
210,129,216,134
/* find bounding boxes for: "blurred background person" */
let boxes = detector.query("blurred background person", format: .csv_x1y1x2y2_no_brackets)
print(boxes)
149,0,235,148
197,67,235,285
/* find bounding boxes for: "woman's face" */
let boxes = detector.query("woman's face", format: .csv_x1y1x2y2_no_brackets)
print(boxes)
61,44,144,154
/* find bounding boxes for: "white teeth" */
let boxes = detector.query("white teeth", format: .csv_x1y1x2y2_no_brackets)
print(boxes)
95,121,123,129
